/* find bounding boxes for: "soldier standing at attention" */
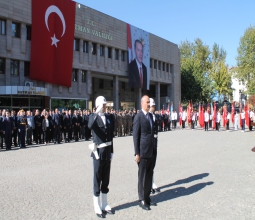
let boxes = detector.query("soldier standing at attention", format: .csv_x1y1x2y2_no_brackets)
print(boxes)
3,111,13,150
149,98,160,194
88,96,114,218
17,109,27,148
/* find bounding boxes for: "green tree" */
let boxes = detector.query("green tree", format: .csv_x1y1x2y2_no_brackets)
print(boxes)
210,44,232,101
180,38,213,102
236,26,255,95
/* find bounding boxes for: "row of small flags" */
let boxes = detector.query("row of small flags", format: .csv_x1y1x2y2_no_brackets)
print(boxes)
178,101,250,128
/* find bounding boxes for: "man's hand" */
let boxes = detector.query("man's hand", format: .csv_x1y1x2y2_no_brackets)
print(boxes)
135,154,140,163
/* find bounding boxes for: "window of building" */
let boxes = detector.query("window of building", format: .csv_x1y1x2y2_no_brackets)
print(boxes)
24,61,30,76
81,70,86,82
158,61,161,70
92,43,97,55
0,19,6,35
115,49,119,60
10,60,19,75
166,63,169,72
0,58,5,74
26,25,31,40
72,69,78,82
99,79,104,89
163,62,165,71
100,45,104,56
121,51,125,61
74,39,80,51
83,41,88,53
170,64,174,73
150,59,152,68
154,60,157,69
12,22,20,38
121,82,125,91
110,80,113,90
160,84,168,97
108,47,112,58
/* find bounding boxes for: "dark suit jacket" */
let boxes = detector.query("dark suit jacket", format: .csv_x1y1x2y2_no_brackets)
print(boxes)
128,59,148,90
3,117,13,133
133,111,154,159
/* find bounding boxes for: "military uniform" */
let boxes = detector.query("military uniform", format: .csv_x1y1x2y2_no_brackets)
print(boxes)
17,113,27,148
88,96,114,218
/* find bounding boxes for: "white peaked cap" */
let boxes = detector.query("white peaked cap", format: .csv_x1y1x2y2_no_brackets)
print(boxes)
95,96,107,108
150,98,155,107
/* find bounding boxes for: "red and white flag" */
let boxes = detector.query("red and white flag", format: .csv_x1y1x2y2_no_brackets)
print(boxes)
245,104,250,127
30,0,76,87
213,102,216,129
231,102,235,124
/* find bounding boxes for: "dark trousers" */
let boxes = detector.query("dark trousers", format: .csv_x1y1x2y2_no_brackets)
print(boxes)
173,120,177,129
74,125,80,141
27,128,33,144
35,127,42,143
19,129,26,148
182,120,185,128
216,122,220,131
93,159,111,196
54,125,60,143
5,131,12,150
138,155,155,204
242,119,245,130
249,120,253,131
226,120,229,130
0,132,4,148
64,127,70,142
191,120,195,129
204,121,208,131
43,127,50,143
12,129,18,146
209,120,212,128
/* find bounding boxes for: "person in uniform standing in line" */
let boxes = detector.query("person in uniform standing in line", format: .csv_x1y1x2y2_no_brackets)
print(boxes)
133,95,157,211
2,111,14,151
216,109,221,132
241,109,245,132
88,96,114,218
17,109,27,148
149,98,160,194
34,109,43,144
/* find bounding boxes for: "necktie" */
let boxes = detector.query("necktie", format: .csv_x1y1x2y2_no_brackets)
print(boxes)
139,67,143,88
147,113,152,128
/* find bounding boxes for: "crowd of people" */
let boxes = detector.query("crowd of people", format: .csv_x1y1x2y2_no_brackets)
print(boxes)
0,106,254,151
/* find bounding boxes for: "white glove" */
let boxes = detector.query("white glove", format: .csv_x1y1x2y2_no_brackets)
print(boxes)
18,129,21,132
96,104,103,113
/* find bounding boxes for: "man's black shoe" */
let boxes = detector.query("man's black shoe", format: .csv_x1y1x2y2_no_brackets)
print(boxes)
139,201,151,210
103,209,115,215
96,213,105,218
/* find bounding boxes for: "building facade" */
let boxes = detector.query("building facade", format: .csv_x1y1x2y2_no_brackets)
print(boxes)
0,0,181,111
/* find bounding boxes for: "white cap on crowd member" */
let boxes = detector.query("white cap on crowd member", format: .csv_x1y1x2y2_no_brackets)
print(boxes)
150,98,155,107
95,96,107,108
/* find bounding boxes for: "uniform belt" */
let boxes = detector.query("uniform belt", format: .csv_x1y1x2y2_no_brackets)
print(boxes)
20,123,26,125
97,141,112,148
154,134,158,138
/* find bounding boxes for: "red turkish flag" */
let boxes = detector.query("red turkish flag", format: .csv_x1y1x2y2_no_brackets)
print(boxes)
30,0,76,87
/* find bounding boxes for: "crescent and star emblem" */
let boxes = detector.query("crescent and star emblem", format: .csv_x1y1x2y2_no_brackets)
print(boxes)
45,5,66,47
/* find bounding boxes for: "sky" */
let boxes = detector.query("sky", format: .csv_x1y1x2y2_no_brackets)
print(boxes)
75,0,255,68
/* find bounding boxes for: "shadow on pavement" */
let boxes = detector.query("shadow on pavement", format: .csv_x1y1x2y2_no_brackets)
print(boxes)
152,181,214,204
113,173,213,212
159,173,209,190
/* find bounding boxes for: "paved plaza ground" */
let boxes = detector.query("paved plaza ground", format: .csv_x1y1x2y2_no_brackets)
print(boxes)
1,126,255,220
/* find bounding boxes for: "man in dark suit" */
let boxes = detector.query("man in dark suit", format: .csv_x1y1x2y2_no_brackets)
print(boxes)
2,111,14,151
133,95,156,210
52,108,62,144
128,39,148,90
88,96,114,218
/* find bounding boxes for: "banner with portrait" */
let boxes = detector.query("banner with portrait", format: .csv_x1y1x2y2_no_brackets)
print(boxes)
127,23,150,90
